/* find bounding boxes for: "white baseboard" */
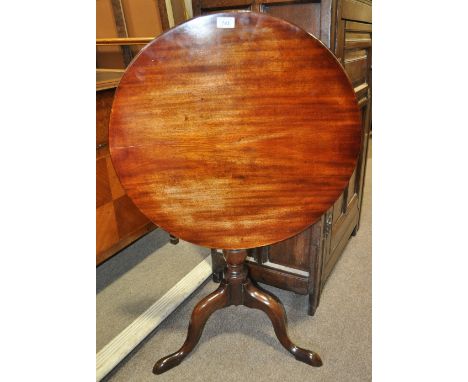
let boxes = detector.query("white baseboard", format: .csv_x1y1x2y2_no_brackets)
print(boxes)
96,255,212,381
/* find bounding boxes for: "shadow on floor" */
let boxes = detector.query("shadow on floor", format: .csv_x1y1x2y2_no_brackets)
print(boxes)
96,229,170,293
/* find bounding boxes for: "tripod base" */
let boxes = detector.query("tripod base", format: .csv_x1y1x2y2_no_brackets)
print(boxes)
153,249,322,374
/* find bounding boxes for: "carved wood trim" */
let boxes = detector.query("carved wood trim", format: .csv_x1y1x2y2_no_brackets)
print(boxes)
342,0,371,23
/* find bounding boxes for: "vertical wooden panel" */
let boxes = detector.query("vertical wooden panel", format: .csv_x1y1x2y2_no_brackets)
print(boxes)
268,228,311,271
111,0,134,65
319,0,334,49
263,2,321,38
122,0,164,55
344,50,368,86
96,202,120,253
97,86,156,264
96,88,115,146
356,103,370,210
342,0,371,23
342,18,371,227
171,0,188,25
122,0,163,35
97,0,165,68
107,157,126,200
114,195,151,238
346,168,356,204
96,0,125,68
332,192,344,224
158,0,173,30
97,158,112,208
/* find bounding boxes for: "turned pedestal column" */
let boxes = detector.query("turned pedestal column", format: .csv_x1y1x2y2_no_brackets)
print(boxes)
108,12,361,374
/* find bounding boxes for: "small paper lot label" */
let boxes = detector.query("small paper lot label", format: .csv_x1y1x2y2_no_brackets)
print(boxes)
217,17,235,28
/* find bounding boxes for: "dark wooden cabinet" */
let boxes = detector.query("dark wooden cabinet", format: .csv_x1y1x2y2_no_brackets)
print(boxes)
197,0,372,315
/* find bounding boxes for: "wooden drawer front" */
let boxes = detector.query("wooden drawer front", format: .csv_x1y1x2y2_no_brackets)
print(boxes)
343,20,371,95
345,31,371,49
342,0,372,24
96,152,155,264
344,48,368,87
96,86,156,264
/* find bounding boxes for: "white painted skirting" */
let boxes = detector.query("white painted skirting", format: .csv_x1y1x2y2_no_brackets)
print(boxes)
96,255,212,381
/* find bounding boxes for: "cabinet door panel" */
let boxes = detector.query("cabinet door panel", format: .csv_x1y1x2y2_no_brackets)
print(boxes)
343,19,371,217
196,0,323,42
263,2,321,37
268,227,311,271
355,103,370,209
330,191,345,251
345,31,371,48
322,197,358,284
344,52,368,86
332,192,345,224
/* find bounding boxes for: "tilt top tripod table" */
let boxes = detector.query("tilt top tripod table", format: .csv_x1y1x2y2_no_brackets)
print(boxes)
109,11,361,375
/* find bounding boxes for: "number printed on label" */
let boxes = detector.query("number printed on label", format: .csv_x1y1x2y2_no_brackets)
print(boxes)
217,17,235,28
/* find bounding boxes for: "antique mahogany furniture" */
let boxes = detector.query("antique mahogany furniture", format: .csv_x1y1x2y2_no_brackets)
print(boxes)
96,70,156,265
109,12,361,374
192,0,372,315
96,69,179,265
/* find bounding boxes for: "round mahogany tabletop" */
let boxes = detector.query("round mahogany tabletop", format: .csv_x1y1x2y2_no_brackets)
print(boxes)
109,12,361,250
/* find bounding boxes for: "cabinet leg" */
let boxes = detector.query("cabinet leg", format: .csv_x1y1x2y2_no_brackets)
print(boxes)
169,234,179,244
308,293,317,316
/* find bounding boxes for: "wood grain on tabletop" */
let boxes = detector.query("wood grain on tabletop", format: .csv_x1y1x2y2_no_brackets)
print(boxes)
109,12,361,250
